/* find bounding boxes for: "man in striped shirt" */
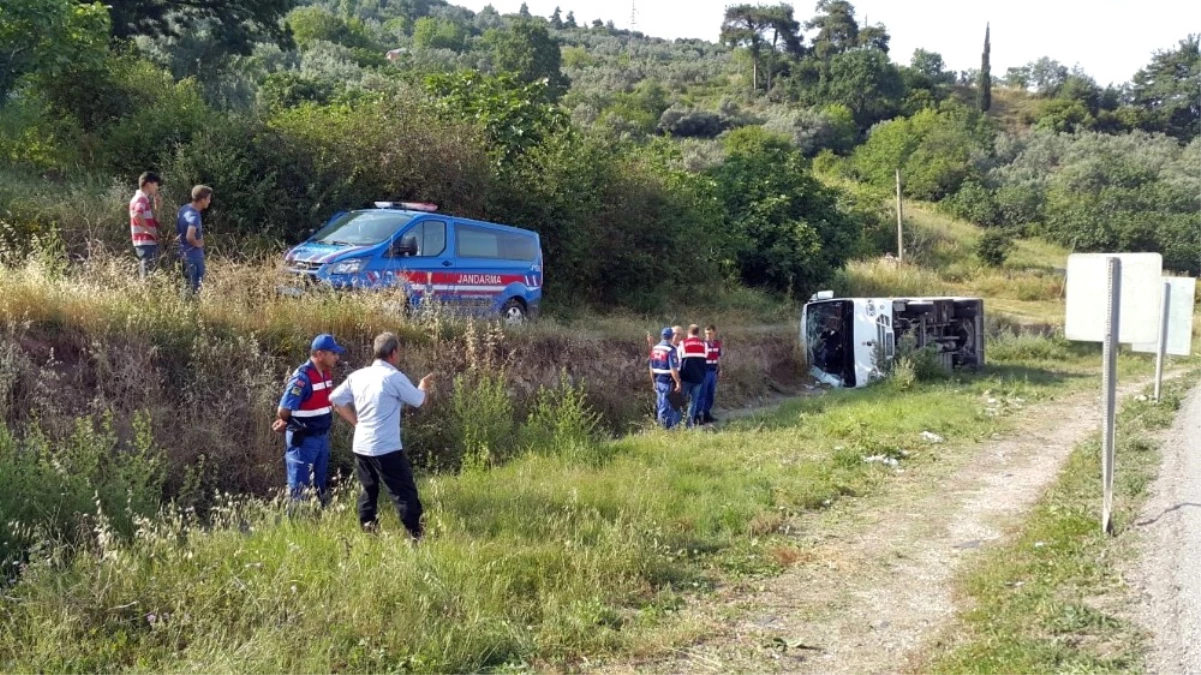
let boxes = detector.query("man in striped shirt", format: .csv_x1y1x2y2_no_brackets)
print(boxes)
273,334,345,504
129,172,162,278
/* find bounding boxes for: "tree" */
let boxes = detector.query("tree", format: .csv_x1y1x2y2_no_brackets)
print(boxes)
721,5,765,91
721,3,801,93
1130,34,1201,141
423,71,568,167
549,6,563,29
94,0,294,52
911,48,954,84
815,48,905,127
518,2,530,18
806,0,859,59
760,3,804,90
474,5,502,31
851,106,985,200
413,15,468,51
0,0,109,100
564,10,576,28
1002,58,1070,94
978,23,991,111
709,127,860,294
258,71,337,111
288,6,372,51
485,20,570,99
858,23,889,53
1003,66,1030,89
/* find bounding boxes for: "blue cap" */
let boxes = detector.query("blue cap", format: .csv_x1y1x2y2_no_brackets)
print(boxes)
311,334,346,354
661,327,674,338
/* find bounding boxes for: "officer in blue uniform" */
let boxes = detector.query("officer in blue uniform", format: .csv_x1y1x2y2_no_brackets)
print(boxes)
649,327,683,428
273,334,345,503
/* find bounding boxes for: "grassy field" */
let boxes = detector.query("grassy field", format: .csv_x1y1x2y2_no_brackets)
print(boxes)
916,370,1201,674
2,186,1198,672
0,329,1176,673
837,202,1070,328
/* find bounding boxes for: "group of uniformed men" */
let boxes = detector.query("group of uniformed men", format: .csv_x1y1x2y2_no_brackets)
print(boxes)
648,324,723,429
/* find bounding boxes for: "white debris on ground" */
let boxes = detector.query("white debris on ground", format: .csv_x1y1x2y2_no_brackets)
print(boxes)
861,455,900,468
981,390,1028,417
921,431,945,444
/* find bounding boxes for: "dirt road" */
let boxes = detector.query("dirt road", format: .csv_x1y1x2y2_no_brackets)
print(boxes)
1134,385,1201,674
608,379,1161,674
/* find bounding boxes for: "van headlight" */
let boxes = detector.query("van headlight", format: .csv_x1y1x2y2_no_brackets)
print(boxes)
329,259,364,275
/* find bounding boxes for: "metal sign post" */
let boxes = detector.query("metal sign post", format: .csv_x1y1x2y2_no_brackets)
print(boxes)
1135,276,1196,395
1100,257,1120,534
1065,252,1162,535
895,169,904,263
1154,282,1171,402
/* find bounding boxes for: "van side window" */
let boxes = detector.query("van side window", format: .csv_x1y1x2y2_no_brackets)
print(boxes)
412,221,446,256
456,223,536,261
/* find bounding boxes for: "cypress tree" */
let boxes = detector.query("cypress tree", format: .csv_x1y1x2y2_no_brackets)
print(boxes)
979,23,992,111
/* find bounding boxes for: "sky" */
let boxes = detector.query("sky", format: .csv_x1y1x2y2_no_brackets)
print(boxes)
455,0,1201,86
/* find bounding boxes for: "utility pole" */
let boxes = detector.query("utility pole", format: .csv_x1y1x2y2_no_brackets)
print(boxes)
629,0,637,32
896,168,904,263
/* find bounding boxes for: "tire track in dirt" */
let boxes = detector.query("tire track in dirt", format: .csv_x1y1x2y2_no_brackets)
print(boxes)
606,377,1162,675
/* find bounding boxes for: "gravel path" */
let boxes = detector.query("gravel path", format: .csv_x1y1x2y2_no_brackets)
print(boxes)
606,379,1159,674
1134,385,1201,675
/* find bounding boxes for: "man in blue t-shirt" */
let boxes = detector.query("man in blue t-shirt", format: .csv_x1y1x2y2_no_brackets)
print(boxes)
177,185,212,295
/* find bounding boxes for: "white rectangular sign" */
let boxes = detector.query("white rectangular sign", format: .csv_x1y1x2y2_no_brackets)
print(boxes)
1065,253,1163,344
1133,277,1197,357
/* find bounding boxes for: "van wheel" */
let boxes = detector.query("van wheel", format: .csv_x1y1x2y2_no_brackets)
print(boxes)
501,298,528,324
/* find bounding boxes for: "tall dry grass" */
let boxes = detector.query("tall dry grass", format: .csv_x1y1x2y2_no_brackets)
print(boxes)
0,252,804,497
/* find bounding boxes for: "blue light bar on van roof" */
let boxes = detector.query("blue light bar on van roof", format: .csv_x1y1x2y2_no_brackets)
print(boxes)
373,201,439,212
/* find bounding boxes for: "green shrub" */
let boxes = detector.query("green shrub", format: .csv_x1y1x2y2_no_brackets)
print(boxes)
987,330,1073,362
412,16,469,52
887,332,947,390
851,105,988,201
0,413,165,565
258,72,339,111
657,105,729,138
976,228,1015,267
97,61,215,173
993,182,1042,229
944,179,1000,226
0,92,86,172
521,371,604,463
709,127,860,296
452,371,517,469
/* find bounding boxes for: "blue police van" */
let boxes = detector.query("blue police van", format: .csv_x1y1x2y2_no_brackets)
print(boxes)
280,202,542,322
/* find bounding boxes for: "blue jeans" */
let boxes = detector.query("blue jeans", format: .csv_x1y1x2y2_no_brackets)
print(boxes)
134,244,159,278
655,380,681,429
183,254,205,295
684,381,705,427
701,370,718,416
285,432,330,502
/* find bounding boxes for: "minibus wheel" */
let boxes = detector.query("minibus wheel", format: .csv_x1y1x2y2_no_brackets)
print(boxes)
501,298,528,324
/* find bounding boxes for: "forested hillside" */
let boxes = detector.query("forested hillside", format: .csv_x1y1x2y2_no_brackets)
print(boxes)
1,0,1197,310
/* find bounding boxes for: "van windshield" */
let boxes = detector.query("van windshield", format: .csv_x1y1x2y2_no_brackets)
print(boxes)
311,211,415,246
805,300,855,387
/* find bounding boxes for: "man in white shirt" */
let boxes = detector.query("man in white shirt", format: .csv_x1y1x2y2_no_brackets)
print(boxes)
329,332,434,538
